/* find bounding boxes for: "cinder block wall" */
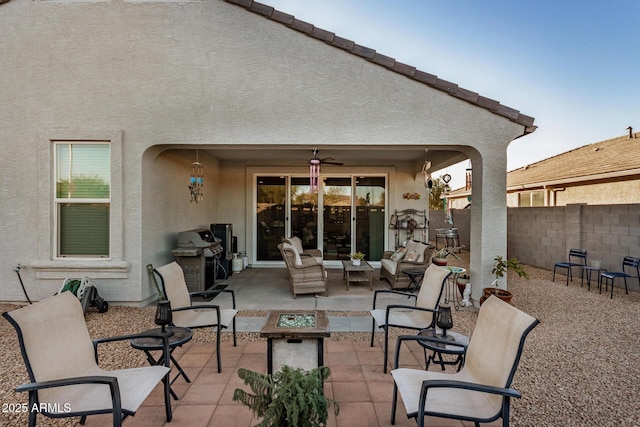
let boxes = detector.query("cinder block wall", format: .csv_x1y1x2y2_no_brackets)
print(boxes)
433,204,640,272
428,209,471,249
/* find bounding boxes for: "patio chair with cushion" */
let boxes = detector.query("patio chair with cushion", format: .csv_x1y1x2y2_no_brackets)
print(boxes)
370,263,451,373
390,296,540,427
600,256,640,299
283,236,323,263
278,242,327,298
151,262,238,373
380,240,435,289
3,291,171,427
553,248,587,286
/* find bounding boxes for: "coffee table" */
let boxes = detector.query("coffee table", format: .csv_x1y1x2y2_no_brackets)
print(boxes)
341,260,374,290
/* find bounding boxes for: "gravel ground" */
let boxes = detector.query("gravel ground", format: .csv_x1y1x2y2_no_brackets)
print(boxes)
1,264,639,426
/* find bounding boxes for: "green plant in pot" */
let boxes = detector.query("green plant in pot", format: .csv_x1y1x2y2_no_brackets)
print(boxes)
233,365,339,427
481,256,528,305
431,246,462,266
349,251,365,266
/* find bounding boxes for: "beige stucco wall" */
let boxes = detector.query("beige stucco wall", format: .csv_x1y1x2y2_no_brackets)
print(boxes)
0,0,527,304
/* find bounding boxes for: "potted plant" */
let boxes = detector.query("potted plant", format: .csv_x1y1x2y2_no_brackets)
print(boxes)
233,365,339,427
349,251,365,266
480,256,529,305
431,246,462,266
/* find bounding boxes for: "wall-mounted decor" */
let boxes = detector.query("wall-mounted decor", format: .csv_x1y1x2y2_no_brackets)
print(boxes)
403,192,421,200
189,150,204,203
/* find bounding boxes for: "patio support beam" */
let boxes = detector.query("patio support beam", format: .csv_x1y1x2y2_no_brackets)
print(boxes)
468,146,508,305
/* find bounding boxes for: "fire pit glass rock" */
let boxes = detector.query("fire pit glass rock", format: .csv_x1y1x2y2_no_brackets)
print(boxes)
277,313,316,328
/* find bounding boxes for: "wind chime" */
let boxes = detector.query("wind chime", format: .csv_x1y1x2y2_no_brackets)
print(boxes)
309,148,321,193
189,150,204,203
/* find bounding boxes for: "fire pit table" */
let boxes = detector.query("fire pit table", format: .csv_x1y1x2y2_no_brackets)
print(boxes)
260,310,330,374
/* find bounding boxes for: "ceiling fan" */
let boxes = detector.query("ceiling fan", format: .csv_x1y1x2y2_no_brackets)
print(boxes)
310,148,344,166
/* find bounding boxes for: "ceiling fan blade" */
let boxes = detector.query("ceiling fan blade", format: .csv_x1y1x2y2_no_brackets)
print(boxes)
321,157,344,166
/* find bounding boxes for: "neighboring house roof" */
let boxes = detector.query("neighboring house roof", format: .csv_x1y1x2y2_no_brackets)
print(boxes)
225,0,536,133
443,132,640,198
507,133,640,189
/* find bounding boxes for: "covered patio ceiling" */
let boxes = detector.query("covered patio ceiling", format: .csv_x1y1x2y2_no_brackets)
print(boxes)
199,145,468,174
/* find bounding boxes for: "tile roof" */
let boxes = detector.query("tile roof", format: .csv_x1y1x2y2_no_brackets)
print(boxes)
225,0,536,133
507,133,640,188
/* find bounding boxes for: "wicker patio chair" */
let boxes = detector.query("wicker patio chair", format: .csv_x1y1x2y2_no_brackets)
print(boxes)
151,262,238,373
278,242,327,298
3,292,171,427
283,236,323,263
390,296,540,427
380,240,435,289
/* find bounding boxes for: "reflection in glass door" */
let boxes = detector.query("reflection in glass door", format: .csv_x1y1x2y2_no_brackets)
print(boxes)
355,177,386,261
322,177,352,261
256,176,286,261
255,174,387,263
290,177,318,251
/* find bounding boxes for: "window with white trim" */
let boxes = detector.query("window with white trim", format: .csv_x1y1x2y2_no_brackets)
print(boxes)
54,142,111,258
518,190,544,207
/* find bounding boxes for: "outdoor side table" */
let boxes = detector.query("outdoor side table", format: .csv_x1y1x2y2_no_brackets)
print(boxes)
131,326,193,400
416,328,469,371
260,310,330,374
402,268,426,293
443,266,466,310
581,266,606,291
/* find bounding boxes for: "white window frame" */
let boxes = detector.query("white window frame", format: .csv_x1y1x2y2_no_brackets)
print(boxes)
54,141,111,259
32,130,128,279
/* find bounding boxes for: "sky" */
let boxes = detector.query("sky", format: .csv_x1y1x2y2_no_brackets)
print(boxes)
266,0,640,189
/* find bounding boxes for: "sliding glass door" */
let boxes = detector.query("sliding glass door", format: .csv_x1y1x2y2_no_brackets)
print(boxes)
255,174,386,263
354,176,386,261
256,176,286,261
322,177,352,261
290,177,318,251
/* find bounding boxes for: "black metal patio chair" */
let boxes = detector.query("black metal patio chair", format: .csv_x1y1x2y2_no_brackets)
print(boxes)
3,292,171,427
390,296,540,427
370,263,450,373
553,248,587,286
600,256,640,299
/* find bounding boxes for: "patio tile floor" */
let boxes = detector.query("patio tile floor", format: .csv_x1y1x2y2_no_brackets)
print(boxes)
82,260,503,426
81,338,501,427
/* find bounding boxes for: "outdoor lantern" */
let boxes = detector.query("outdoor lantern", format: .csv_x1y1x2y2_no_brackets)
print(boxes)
155,300,173,336
309,148,321,193
436,305,454,341
189,150,204,203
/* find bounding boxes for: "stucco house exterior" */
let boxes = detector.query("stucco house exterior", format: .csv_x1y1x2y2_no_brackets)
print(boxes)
0,0,535,305
447,131,640,208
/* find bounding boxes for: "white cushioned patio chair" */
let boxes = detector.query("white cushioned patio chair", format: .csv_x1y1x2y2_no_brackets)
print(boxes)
151,261,238,373
390,296,540,427
3,291,171,427
370,263,450,373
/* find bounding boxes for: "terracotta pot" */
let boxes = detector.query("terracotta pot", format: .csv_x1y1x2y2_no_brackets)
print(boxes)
432,258,448,266
480,287,513,305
